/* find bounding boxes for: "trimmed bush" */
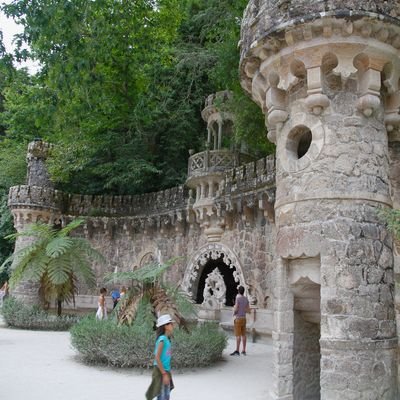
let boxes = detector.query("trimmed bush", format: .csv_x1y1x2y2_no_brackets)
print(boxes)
70,316,227,369
1,297,80,331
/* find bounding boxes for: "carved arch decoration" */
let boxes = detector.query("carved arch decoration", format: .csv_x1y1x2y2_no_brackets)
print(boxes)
181,243,247,301
136,246,161,270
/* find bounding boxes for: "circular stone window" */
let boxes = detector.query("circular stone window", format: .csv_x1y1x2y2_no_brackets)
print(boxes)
281,121,324,173
286,125,313,160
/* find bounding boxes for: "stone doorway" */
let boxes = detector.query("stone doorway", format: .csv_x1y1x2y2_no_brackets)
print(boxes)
195,254,238,307
289,257,321,400
292,283,321,400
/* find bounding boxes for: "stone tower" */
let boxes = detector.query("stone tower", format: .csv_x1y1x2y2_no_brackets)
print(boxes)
240,2,399,399
8,139,62,304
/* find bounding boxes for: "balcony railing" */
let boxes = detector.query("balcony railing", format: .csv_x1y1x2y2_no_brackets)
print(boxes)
187,150,253,179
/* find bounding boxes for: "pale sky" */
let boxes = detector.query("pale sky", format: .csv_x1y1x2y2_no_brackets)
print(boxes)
0,2,40,73
0,7,21,52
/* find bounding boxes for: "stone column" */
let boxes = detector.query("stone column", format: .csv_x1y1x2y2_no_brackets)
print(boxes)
240,2,399,399
217,120,223,150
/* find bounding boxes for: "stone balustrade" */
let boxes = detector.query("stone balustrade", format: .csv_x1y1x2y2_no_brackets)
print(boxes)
187,149,254,180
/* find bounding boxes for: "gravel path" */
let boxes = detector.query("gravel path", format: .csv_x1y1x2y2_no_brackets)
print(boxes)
0,317,273,400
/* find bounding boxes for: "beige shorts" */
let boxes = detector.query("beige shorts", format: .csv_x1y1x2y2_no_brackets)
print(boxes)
234,317,246,337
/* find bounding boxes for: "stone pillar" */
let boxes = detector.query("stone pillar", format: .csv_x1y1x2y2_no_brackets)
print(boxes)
217,120,223,150
240,2,399,399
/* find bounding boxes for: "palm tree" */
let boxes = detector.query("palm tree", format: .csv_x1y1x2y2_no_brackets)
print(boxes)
1,218,103,316
106,258,194,330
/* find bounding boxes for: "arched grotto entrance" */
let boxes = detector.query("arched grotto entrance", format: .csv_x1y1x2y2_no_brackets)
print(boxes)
181,243,247,310
195,253,238,307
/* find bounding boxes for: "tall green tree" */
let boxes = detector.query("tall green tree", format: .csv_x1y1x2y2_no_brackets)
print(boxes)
0,31,27,276
1,0,271,197
1,218,104,315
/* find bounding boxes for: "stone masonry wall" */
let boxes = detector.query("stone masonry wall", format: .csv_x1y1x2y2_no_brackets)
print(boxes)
69,207,275,312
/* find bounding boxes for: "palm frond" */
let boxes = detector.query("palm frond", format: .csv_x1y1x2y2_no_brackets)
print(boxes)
117,292,142,325
162,283,197,318
47,257,73,285
27,253,50,282
5,222,56,241
105,257,181,285
46,237,74,258
8,240,48,288
58,218,85,237
150,285,190,332
69,238,105,264
69,255,96,287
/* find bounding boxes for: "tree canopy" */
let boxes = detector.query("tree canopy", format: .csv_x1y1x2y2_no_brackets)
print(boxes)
0,0,270,198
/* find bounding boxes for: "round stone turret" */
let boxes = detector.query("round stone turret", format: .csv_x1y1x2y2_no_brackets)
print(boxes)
240,1,400,60
240,1,399,399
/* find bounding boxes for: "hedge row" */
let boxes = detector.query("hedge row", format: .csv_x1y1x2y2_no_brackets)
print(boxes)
1,297,80,331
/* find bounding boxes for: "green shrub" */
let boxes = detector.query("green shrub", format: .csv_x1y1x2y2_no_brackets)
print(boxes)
173,322,228,368
70,316,227,369
1,297,80,331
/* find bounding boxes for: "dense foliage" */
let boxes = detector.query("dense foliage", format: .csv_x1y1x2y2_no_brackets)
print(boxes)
70,315,227,368
0,1,272,264
0,0,270,196
1,296,80,330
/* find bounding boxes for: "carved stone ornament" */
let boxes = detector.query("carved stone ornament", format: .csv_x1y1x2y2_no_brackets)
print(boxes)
201,268,226,309
181,243,247,299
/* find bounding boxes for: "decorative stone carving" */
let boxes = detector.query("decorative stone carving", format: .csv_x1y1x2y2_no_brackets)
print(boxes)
181,243,247,300
202,268,226,309
186,93,258,242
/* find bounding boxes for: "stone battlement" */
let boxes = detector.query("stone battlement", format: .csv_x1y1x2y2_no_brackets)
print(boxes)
9,154,276,218
8,185,65,211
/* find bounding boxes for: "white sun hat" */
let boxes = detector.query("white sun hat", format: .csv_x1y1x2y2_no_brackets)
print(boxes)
156,314,174,328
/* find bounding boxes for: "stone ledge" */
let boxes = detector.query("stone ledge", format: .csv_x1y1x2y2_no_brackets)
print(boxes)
320,337,398,350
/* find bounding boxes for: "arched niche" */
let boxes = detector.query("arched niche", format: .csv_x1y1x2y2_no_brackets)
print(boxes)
181,243,247,307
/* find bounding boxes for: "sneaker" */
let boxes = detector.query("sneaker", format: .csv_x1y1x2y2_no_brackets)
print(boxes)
230,350,240,356
241,351,246,356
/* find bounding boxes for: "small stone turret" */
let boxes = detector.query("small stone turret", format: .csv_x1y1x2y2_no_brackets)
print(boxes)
202,91,234,150
186,92,252,241
26,139,54,188
240,1,399,399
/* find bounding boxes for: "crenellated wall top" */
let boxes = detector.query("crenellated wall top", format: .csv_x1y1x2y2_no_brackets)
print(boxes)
240,1,400,94
240,1,400,59
9,155,276,218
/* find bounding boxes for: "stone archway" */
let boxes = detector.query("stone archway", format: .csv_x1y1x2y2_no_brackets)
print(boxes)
181,243,247,305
